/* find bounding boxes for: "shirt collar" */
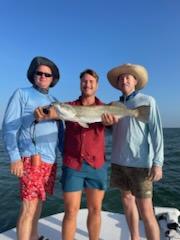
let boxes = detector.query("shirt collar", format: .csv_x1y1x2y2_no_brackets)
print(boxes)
33,85,49,94
119,91,138,102
78,96,103,106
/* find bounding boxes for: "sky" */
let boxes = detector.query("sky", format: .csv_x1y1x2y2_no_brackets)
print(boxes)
0,0,179,128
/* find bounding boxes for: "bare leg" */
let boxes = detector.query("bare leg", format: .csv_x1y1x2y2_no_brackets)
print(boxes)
62,191,82,240
31,201,43,240
136,198,160,240
86,189,105,240
17,198,41,240
121,191,140,240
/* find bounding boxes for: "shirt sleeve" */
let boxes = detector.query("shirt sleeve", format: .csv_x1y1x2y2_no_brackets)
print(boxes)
2,89,24,162
148,97,164,166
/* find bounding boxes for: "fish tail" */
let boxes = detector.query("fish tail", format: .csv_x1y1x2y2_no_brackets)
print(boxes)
133,105,150,123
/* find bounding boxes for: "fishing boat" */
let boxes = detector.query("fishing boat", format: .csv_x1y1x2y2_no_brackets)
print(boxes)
0,207,179,240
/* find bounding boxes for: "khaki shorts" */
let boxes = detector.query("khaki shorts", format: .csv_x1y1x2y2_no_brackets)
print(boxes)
110,164,152,198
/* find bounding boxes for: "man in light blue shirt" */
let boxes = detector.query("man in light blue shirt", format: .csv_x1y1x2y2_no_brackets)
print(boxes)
102,63,164,240
2,56,64,240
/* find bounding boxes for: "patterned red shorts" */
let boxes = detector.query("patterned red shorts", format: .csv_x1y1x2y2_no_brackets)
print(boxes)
20,157,57,201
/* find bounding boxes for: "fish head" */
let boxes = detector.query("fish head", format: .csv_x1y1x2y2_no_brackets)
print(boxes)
52,102,76,120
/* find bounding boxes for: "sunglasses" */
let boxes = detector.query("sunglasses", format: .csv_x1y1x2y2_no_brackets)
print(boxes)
35,71,53,78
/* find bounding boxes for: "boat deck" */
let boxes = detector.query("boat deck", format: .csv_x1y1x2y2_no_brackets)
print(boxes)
1,207,179,240
0,209,146,240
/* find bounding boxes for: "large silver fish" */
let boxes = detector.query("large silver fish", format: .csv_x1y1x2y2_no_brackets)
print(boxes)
52,102,150,128
51,102,150,128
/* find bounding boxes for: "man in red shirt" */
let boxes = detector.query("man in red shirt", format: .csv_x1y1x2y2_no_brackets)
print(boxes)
35,69,107,240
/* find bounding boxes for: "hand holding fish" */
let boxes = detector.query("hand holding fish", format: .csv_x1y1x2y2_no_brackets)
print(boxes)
101,113,119,126
34,102,150,128
34,106,59,121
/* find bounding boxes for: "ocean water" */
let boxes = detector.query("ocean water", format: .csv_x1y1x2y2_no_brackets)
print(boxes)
0,128,180,233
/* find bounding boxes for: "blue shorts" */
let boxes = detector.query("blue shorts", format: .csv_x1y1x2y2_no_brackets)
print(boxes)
60,162,108,192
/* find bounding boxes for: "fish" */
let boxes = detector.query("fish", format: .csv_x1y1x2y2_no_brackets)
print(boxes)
50,102,150,128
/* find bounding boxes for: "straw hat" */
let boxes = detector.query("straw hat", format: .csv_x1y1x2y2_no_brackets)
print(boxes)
107,63,148,90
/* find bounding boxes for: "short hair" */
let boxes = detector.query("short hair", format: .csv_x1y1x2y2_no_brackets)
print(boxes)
80,69,99,82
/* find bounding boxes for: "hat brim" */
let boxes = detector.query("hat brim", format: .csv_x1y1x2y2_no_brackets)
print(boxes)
27,56,60,87
107,64,148,90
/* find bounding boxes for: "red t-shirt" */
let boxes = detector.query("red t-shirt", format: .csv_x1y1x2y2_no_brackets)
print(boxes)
63,97,105,170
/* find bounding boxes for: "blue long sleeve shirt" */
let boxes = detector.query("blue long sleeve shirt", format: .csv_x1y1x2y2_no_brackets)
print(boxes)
111,92,164,168
2,86,64,164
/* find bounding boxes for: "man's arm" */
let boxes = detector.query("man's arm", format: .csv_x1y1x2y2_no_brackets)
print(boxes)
2,89,24,177
148,97,164,182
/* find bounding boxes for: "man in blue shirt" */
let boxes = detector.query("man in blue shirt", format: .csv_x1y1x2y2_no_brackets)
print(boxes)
102,63,164,240
2,56,64,240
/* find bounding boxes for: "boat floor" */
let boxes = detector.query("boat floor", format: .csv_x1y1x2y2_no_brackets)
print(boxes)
0,209,146,240
1,207,179,240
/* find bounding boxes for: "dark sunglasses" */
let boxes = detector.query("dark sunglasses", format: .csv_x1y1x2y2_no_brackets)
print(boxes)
35,71,53,78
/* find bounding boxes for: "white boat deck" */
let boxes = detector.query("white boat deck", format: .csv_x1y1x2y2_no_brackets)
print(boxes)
0,209,146,240
0,207,179,240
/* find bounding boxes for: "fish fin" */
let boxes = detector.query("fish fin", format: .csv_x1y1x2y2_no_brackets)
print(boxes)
133,105,150,123
78,122,89,128
71,116,89,128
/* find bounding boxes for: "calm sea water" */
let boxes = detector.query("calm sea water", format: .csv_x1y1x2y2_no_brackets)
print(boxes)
0,128,180,233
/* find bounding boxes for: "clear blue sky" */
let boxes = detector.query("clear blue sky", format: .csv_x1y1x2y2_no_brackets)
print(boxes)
0,0,179,127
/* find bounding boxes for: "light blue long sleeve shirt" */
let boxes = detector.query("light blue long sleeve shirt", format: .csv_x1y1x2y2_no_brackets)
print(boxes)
2,86,64,163
111,92,164,168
